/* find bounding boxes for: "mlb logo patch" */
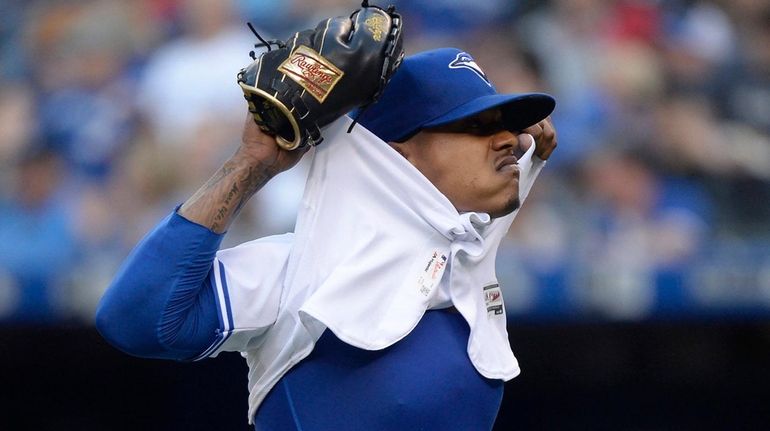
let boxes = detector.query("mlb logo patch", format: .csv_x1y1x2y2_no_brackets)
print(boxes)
483,283,504,316
448,52,491,86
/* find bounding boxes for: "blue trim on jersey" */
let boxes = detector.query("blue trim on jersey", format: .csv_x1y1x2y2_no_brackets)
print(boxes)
219,261,235,333
192,269,226,361
192,329,228,361
210,268,225,331
192,260,236,361
192,332,226,361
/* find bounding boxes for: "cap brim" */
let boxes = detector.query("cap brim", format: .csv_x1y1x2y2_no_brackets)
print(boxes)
423,92,556,132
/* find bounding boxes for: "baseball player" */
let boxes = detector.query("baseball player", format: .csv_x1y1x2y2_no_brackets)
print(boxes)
97,46,556,430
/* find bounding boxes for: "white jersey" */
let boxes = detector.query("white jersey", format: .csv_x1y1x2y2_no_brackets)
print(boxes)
193,117,546,423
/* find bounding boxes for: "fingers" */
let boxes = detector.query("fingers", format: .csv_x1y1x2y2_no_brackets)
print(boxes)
521,118,557,160
521,118,554,140
241,111,274,145
541,118,556,145
535,118,557,160
522,122,544,139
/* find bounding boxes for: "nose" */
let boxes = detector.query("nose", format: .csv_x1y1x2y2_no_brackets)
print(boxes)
491,131,534,160
490,130,517,152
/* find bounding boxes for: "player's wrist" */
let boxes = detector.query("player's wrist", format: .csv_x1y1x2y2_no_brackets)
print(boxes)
229,145,282,178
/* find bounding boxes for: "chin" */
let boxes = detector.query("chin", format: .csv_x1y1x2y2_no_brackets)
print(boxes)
488,196,521,219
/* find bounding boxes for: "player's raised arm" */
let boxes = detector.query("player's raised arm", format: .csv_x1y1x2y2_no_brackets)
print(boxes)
95,115,308,360
179,114,308,233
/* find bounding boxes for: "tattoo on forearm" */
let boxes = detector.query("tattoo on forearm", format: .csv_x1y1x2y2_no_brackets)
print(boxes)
179,157,276,233
204,165,235,189
236,166,271,214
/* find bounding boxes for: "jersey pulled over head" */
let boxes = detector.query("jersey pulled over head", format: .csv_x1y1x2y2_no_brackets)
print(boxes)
355,48,555,143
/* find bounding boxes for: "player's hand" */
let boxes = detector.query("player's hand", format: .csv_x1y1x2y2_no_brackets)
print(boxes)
522,117,557,160
238,112,310,175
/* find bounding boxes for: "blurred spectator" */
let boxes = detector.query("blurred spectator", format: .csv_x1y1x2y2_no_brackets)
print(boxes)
0,0,29,80
28,1,144,179
0,147,77,323
712,5,770,135
0,84,36,184
661,2,736,95
137,0,254,148
650,93,770,231
574,150,711,318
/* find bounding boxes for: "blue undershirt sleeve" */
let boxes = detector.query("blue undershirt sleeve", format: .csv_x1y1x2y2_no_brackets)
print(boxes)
95,209,225,360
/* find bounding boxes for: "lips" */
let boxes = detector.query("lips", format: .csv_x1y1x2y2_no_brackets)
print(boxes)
495,155,519,171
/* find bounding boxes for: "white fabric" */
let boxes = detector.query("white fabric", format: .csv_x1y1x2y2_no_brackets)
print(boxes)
205,117,546,423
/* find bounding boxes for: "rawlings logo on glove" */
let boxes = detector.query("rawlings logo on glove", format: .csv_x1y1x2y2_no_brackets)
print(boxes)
278,46,344,103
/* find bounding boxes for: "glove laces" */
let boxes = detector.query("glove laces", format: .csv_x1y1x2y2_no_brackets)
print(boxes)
246,23,286,59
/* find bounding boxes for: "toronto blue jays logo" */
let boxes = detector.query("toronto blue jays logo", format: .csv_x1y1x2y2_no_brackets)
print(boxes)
448,52,491,86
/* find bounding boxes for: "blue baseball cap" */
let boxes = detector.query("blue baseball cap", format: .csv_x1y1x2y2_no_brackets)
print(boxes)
356,48,555,143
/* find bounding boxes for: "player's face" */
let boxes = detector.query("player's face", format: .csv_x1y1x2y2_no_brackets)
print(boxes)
395,109,528,218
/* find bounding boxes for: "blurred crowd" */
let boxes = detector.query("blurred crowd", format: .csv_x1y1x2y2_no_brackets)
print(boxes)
1,0,769,324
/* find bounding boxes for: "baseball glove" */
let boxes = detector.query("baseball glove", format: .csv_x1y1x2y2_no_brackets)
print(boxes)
238,1,404,150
